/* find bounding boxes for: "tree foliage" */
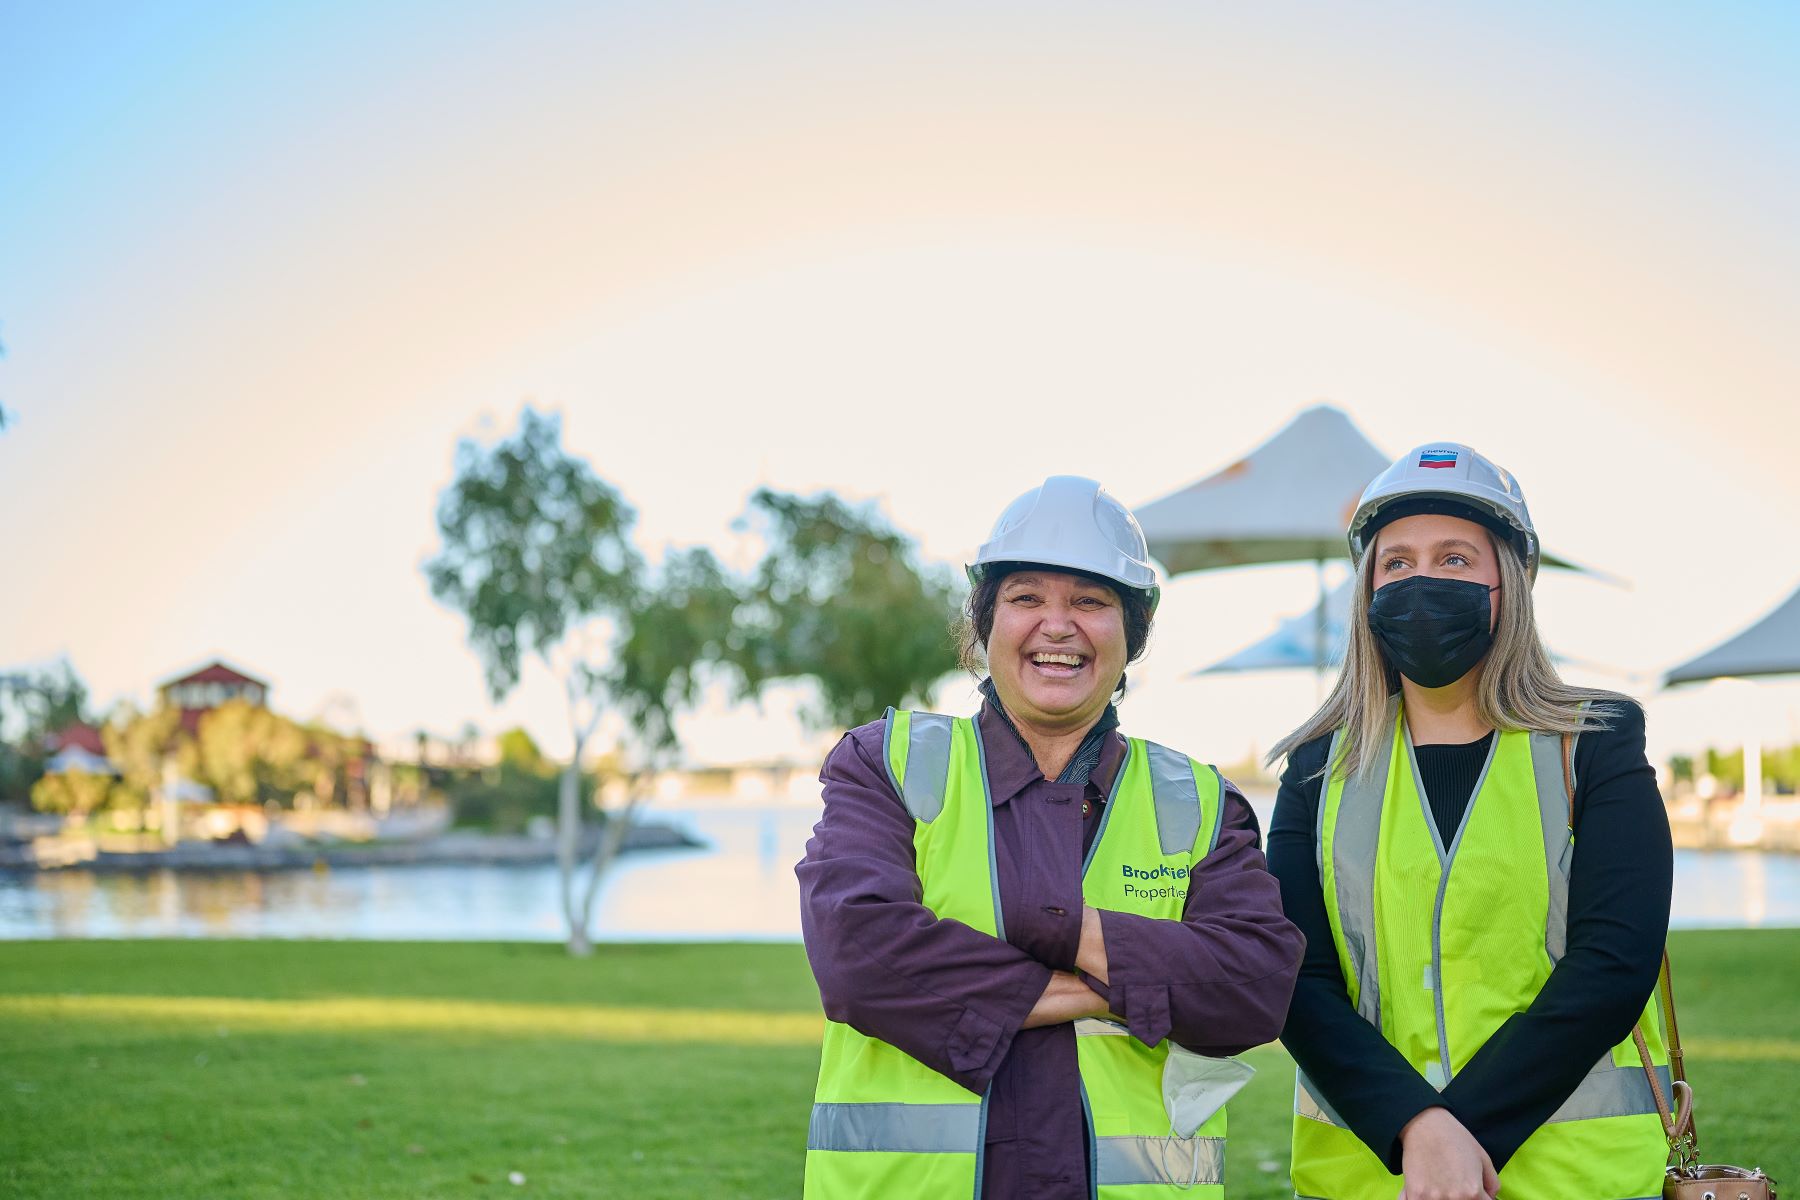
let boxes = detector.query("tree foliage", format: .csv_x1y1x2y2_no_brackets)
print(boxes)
195,701,314,807
30,770,115,817
0,660,92,802
423,407,728,954
496,726,549,773
424,408,642,702
90,701,364,811
734,488,962,730
0,661,89,734
443,725,572,834
102,705,193,809
445,763,569,835
296,721,367,810
1702,744,1800,794
421,413,971,949
608,547,742,756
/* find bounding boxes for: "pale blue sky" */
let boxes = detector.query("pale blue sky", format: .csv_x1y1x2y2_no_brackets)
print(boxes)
4,3,1798,765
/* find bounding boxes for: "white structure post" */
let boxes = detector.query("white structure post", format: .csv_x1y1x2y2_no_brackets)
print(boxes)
159,759,181,847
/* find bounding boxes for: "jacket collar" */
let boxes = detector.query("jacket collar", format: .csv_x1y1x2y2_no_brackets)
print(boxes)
975,679,1128,807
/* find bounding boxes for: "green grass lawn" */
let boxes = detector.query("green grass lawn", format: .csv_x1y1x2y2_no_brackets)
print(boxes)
1,932,1793,1198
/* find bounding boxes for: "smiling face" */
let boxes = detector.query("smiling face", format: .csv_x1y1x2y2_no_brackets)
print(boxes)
985,569,1129,736
1371,511,1502,628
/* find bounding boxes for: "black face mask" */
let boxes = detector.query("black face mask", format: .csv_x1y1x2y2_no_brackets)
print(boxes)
1367,575,1497,689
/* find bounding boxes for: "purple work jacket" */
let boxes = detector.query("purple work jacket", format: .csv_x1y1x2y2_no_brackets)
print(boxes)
796,699,1304,1199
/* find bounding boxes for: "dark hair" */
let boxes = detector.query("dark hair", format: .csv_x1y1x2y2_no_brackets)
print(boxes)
957,561,1155,698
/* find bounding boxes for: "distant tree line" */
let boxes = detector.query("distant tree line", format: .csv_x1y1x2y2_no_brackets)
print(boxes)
435,726,603,835
21,698,374,820
0,663,88,804
1667,746,1800,795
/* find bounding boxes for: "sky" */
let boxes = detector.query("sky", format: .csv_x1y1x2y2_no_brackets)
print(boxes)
3,2,1798,770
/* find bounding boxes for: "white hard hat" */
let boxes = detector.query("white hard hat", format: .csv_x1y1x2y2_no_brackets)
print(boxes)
1348,442,1540,577
970,476,1161,612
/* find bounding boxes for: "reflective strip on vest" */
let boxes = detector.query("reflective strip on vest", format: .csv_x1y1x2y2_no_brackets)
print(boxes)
886,709,956,824
1332,708,1648,1065
1326,705,1570,1053
808,1102,982,1154
1299,1059,1673,1130
885,708,1005,942
1547,1059,1672,1125
1095,1135,1225,1188
1319,725,1383,1028
1145,740,1213,855
1528,726,1574,963
812,711,1232,1199
1294,702,1670,1199
1294,1070,1349,1128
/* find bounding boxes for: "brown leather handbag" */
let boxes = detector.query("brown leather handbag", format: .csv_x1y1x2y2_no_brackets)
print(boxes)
1562,735,1779,1200
1631,955,1776,1199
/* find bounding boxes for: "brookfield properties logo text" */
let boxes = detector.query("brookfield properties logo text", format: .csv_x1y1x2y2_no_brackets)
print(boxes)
1120,862,1190,900
1121,863,1190,882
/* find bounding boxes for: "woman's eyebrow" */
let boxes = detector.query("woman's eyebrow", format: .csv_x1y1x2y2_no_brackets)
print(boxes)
1380,538,1483,557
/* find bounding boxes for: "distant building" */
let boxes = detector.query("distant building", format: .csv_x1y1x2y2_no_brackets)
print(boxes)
45,722,106,757
43,722,115,776
157,660,270,734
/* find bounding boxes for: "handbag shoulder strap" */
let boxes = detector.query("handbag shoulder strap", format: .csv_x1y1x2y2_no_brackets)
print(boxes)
1561,731,1696,1159
1658,950,1686,1084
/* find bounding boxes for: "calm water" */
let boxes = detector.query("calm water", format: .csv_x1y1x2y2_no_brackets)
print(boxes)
0,804,1795,939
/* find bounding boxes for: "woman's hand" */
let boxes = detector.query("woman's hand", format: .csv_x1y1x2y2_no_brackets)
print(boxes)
1022,971,1109,1028
1076,905,1109,985
1395,1107,1499,1200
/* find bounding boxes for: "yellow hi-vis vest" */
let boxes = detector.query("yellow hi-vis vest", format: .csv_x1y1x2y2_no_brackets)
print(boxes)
1290,701,1670,1200
804,709,1231,1199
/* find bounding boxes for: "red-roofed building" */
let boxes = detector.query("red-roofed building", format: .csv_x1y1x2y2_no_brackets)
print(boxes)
157,660,270,734
46,722,107,756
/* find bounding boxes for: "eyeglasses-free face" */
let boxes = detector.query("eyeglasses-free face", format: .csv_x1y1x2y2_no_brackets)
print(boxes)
985,569,1128,738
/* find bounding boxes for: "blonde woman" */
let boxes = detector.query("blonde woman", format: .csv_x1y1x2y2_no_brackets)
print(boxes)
1266,444,1673,1200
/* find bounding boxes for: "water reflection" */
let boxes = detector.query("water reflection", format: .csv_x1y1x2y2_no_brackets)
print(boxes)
1670,847,1795,930
1,806,1795,939
0,807,820,941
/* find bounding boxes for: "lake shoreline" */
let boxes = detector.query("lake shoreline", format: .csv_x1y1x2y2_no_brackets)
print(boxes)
4,806,1797,941
0,820,704,874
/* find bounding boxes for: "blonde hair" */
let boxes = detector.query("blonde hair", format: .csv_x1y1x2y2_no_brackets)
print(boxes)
1266,531,1626,779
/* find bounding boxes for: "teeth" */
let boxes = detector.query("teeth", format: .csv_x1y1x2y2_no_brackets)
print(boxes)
1032,653,1084,667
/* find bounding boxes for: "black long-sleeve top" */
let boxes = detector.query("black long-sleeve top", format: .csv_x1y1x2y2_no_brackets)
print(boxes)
1266,700,1672,1173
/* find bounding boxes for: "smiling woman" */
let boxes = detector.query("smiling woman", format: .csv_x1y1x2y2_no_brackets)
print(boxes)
982,570,1132,757
957,566,1153,760
794,475,1303,1200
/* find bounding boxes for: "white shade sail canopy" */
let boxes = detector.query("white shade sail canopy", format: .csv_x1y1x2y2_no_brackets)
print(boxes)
1135,403,1589,576
1197,580,1353,674
1665,582,1800,685
1134,405,1388,573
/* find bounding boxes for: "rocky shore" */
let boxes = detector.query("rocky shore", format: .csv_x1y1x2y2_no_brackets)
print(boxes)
0,820,704,872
